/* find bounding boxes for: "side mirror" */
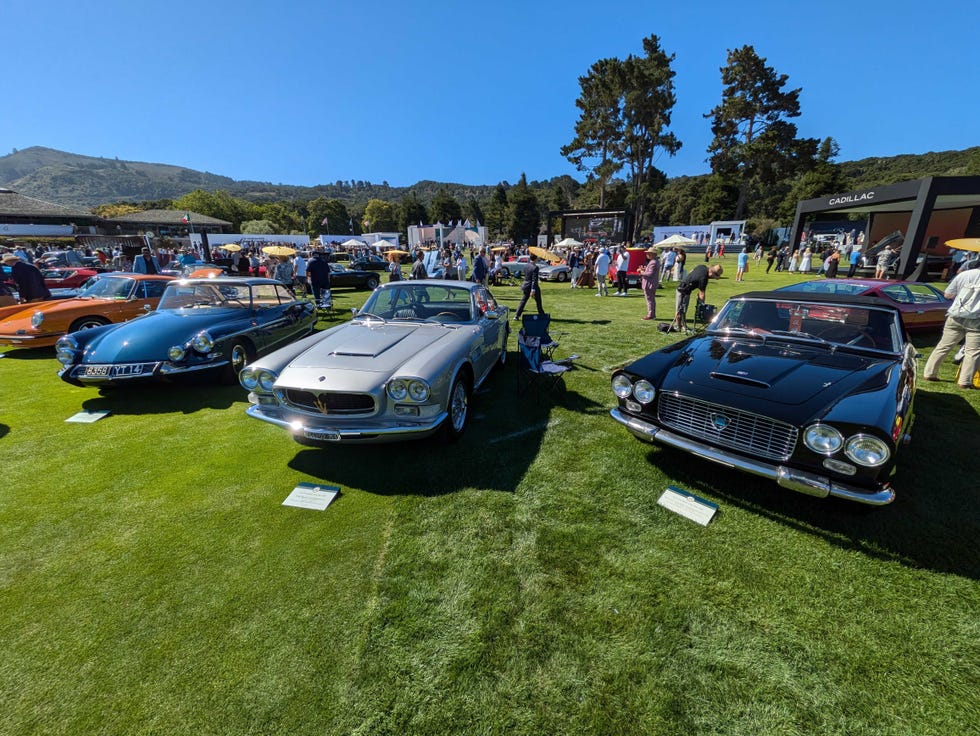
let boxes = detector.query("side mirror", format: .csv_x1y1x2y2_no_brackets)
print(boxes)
143,304,151,312
484,309,500,320
351,307,358,316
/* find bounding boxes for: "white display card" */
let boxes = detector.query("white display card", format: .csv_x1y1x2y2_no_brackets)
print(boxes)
657,486,718,526
65,410,110,423
282,483,340,511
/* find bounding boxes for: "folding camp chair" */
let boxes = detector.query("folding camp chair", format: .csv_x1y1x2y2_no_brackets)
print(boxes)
520,313,563,361
517,330,572,398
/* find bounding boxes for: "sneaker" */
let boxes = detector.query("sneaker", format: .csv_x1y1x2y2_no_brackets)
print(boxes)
642,316,653,320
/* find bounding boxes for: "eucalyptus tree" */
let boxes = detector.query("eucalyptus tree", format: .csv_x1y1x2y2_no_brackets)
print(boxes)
563,35,680,239
706,45,818,220
561,57,624,208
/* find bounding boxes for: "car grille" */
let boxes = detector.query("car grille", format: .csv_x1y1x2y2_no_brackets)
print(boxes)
657,392,798,461
279,389,375,415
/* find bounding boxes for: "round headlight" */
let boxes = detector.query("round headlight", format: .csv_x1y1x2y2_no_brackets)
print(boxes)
31,311,45,328
612,374,633,398
168,345,186,361
388,379,408,401
56,347,75,365
632,380,655,404
257,370,278,392
408,380,430,402
191,331,214,353
803,424,844,455
240,367,259,391
844,434,891,467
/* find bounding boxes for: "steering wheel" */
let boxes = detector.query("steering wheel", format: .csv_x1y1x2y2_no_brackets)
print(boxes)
427,311,458,322
821,325,876,348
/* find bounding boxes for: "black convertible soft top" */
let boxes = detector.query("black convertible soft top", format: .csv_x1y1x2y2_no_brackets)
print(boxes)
730,290,901,312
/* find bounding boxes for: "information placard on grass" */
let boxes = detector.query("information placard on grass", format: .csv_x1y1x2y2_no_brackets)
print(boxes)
282,482,340,511
65,410,110,423
657,486,718,526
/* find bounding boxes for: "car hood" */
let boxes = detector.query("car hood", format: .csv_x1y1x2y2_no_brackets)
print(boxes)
278,322,454,383
77,309,243,362
639,336,895,408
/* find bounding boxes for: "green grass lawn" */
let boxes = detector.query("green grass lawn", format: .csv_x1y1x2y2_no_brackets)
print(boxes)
1,266,977,735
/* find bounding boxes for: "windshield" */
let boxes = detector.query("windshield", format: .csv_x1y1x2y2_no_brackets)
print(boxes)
711,298,902,352
159,282,252,310
78,276,135,300
360,284,475,323
778,281,869,296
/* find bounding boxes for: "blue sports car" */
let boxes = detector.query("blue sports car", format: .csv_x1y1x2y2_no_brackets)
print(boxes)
56,277,316,386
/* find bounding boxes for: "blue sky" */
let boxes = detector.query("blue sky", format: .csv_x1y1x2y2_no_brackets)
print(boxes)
4,0,978,189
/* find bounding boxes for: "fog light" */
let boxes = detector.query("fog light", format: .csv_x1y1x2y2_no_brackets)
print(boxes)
168,345,186,361
394,405,420,416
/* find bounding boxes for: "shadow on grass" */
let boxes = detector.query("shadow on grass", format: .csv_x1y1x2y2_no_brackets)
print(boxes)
639,389,980,580
79,383,247,415
0,423,8,440
288,366,603,497
0,347,55,360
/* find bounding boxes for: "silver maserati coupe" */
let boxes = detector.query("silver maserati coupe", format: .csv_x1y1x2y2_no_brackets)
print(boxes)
240,280,509,444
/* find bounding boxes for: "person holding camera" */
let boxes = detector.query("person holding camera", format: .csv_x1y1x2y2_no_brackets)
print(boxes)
673,263,723,331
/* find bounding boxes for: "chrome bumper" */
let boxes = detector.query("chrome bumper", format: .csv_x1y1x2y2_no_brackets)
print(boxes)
246,403,448,443
610,408,895,506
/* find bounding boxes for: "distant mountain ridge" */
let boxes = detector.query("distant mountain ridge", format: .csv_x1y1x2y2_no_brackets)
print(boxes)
0,146,497,210
2,144,978,211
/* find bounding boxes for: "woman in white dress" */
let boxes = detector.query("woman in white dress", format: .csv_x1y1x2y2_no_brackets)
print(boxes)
799,247,812,274
788,249,799,272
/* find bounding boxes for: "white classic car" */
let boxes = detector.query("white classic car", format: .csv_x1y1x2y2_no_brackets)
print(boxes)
240,280,509,444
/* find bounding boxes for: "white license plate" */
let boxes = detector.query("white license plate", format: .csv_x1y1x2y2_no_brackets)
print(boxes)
304,428,340,441
85,365,110,376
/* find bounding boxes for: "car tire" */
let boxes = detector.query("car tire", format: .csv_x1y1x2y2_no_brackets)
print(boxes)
497,324,510,368
556,271,568,282
440,373,470,443
221,340,253,384
69,316,110,333
365,276,380,290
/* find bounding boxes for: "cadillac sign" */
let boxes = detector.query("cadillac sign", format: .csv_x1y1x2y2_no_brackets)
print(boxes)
827,191,875,206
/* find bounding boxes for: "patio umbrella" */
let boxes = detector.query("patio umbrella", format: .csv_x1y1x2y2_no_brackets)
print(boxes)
491,246,509,252
654,233,697,248
218,243,242,252
375,240,395,250
529,246,563,263
341,238,365,248
555,237,583,248
386,249,410,256
945,237,980,253
262,245,296,257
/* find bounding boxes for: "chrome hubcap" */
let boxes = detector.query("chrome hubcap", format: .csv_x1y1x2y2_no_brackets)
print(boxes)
450,381,467,432
231,345,247,371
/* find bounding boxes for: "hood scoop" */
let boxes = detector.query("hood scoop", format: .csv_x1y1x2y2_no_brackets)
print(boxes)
709,371,771,389
327,327,415,358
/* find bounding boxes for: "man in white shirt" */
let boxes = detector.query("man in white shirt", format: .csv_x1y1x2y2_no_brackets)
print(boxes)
293,252,309,296
923,264,980,388
594,248,611,297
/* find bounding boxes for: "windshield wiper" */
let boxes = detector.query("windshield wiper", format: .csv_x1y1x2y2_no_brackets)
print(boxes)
353,311,387,323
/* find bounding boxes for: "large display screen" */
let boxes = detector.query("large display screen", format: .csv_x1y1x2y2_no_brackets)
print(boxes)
563,212,627,244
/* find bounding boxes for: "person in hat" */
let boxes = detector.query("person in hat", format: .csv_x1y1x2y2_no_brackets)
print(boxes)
2,253,51,302
132,246,161,274
639,247,661,320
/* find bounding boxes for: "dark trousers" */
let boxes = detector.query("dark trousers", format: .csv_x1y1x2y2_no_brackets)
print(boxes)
846,262,858,278
514,287,543,318
616,270,629,293
311,280,330,301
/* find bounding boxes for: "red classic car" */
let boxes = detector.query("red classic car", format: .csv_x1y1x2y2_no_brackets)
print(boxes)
42,268,99,289
774,278,950,330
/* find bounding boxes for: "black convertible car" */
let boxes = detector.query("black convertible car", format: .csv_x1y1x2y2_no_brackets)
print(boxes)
329,263,380,290
610,291,917,506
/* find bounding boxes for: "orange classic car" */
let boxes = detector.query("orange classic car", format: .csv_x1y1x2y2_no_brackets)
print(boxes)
0,273,173,348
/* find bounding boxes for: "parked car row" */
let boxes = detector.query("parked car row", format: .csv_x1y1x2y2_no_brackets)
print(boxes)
2,273,928,507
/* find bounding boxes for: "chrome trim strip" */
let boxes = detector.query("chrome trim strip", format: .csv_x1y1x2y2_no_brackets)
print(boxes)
246,404,448,440
610,408,895,506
